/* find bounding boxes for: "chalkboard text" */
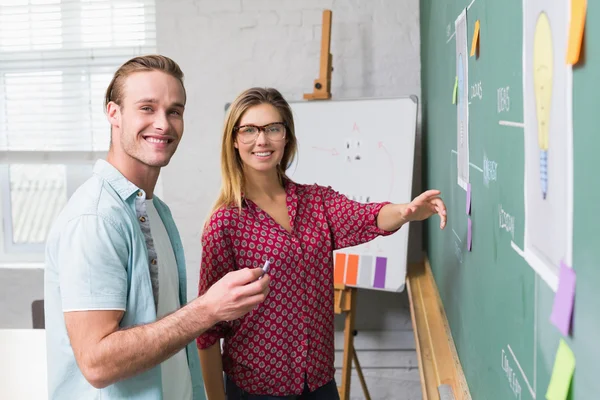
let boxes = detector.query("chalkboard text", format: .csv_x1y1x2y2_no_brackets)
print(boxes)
497,87,511,113
502,349,523,399
470,81,483,100
483,154,498,187
498,204,515,239
454,239,463,264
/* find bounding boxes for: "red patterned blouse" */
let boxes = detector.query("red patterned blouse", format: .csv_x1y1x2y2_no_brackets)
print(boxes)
197,181,392,396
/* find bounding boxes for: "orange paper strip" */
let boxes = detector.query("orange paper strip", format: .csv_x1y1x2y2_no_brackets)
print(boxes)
345,254,359,285
334,253,347,284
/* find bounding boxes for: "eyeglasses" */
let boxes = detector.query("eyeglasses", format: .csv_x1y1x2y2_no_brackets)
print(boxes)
234,122,286,144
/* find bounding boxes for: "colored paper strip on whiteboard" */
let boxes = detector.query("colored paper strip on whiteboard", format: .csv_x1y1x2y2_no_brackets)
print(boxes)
358,255,374,287
345,254,359,285
373,257,387,288
334,253,347,285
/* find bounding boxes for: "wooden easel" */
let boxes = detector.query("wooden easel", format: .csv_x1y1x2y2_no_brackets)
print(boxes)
303,10,333,100
334,284,371,400
304,10,371,400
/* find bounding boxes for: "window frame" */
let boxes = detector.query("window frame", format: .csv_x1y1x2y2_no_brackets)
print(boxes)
0,151,107,261
0,0,155,262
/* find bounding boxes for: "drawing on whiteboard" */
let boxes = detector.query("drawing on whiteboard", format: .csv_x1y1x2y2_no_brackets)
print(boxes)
523,0,573,286
378,141,395,199
533,12,553,200
354,140,362,161
344,138,352,162
311,146,339,156
348,194,371,203
344,139,364,162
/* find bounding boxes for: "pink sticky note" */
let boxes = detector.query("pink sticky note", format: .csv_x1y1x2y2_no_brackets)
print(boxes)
550,261,576,337
466,183,472,215
467,217,472,251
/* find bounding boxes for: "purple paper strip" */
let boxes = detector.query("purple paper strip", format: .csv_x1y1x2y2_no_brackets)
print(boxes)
550,261,577,337
467,217,472,251
466,183,472,215
373,257,387,289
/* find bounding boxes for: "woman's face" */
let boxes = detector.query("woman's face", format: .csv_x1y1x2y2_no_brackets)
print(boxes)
234,103,287,175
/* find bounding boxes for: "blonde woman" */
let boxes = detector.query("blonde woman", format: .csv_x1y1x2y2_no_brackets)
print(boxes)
197,87,447,400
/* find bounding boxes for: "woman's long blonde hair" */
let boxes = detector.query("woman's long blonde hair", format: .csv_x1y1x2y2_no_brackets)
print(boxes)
211,87,298,213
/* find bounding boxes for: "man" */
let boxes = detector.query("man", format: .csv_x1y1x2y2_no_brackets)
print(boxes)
44,55,270,400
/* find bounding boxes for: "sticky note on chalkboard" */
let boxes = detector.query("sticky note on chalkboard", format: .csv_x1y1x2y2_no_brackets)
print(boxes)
470,20,480,57
566,0,586,65
467,217,472,251
550,261,576,337
546,339,575,400
466,183,472,215
452,76,458,104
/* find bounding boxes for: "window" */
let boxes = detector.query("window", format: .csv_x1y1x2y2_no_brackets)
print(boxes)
0,0,156,260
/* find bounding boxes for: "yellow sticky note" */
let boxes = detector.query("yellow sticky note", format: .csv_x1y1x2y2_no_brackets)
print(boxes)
546,339,575,400
470,20,480,57
452,76,458,104
566,0,587,64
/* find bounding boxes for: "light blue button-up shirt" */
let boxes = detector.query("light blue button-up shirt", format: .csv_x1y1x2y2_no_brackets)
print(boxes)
44,159,205,400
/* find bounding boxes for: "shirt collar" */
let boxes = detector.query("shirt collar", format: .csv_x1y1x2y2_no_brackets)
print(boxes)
242,179,297,208
285,179,296,197
93,159,141,200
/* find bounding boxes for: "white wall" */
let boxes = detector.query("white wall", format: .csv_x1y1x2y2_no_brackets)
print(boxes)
156,0,422,330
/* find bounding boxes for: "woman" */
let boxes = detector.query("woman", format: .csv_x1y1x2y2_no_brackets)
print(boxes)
197,87,447,399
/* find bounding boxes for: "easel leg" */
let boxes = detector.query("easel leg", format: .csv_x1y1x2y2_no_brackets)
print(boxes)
339,288,356,400
352,346,371,400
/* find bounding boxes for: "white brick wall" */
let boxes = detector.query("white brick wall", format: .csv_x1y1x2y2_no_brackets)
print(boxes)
157,1,422,398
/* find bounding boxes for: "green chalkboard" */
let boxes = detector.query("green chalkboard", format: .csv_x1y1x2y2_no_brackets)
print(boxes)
421,0,600,399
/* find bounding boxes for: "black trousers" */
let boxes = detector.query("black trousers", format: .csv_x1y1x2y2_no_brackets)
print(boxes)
225,376,340,400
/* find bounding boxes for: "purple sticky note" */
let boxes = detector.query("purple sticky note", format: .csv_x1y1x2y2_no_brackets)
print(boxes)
550,261,577,337
466,183,471,215
467,217,472,251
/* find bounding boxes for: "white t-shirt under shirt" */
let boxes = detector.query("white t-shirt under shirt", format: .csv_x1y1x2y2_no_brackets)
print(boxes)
145,200,193,400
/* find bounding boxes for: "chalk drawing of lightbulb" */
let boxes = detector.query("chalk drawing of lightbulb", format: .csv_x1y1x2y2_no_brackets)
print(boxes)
533,12,553,200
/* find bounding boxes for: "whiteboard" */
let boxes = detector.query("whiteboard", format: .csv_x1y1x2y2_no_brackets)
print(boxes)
287,97,418,292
